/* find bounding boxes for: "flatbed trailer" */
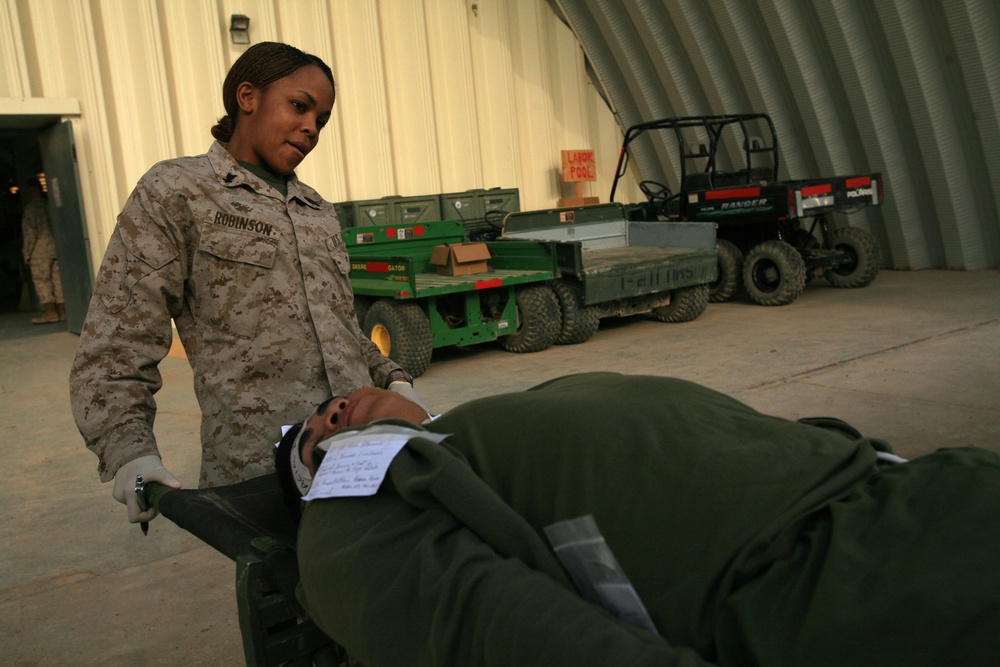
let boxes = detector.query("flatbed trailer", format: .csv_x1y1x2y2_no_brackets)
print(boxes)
344,219,562,377
499,203,717,344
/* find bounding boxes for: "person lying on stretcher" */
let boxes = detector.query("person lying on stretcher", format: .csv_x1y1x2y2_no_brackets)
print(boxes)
275,372,1000,667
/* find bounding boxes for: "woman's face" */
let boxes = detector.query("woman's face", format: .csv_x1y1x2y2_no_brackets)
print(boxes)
298,387,430,473
227,64,335,176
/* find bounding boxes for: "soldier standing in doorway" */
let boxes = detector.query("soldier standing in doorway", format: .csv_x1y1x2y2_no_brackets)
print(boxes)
21,176,64,324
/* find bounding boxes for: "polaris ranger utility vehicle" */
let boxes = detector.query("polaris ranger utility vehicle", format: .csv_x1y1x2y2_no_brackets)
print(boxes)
610,113,883,306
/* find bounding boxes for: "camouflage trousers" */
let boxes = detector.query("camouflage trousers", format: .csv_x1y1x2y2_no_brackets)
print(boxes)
30,257,63,304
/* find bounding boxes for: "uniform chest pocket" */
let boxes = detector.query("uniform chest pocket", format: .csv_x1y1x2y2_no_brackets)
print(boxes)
325,233,353,298
191,226,277,338
326,233,350,269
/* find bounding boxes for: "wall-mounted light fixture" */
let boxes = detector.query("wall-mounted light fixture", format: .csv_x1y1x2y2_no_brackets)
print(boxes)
230,14,250,45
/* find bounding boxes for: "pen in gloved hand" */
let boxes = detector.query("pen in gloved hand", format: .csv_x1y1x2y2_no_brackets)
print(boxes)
135,474,149,536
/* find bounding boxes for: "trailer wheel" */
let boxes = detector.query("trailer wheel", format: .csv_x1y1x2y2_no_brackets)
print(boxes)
500,285,560,353
743,240,806,306
549,279,600,345
653,283,710,323
825,226,880,289
353,296,373,327
363,299,433,378
709,239,744,303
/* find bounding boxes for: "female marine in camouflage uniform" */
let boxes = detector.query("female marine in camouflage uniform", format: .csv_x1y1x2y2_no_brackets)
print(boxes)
70,42,421,527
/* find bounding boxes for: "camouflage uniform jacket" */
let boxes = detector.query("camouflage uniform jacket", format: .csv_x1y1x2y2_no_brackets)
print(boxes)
22,198,57,261
70,142,397,487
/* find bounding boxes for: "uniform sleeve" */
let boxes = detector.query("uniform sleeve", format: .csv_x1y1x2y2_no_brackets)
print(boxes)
69,183,185,482
21,204,39,259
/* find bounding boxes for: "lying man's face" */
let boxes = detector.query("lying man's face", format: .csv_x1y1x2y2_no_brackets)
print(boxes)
298,387,429,474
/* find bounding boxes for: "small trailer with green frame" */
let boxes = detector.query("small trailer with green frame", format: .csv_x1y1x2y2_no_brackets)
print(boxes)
345,219,563,377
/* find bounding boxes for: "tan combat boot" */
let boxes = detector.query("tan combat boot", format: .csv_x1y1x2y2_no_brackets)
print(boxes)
32,302,60,324
56,303,66,321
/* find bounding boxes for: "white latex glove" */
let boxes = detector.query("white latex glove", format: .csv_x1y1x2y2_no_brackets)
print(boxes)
112,455,182,523
388,380,433,417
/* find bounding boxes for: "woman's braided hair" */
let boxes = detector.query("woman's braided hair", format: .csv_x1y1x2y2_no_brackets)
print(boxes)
211,42,335,143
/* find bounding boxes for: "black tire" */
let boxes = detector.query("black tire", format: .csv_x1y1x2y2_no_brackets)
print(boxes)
825,226,880,288
500,285,560,353
549,279,600,345
709,239,744,303
653,283,710,323
362,299,433,378
742,240,806,306
353,295,373,327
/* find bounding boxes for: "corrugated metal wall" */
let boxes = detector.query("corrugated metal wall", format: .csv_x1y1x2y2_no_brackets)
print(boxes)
552,0,1000,269
0,0,632,276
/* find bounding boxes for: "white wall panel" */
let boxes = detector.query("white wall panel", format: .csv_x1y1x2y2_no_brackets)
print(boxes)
156,1,225,160
0,0,29,96
468,1,521,191
95,0,174,195
328,1,396,199
223,0,277,52
379,0,441,195
424,0,483,192
545,9,601,201
507,1,558,204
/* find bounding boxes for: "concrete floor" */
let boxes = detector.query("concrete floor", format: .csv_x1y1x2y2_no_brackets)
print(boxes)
2,269,999,666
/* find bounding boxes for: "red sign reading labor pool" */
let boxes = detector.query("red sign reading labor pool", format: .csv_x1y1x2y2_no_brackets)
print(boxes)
561,149,597,182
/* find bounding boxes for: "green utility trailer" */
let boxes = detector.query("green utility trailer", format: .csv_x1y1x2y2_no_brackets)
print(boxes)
344,219,561,377
499,203,717,344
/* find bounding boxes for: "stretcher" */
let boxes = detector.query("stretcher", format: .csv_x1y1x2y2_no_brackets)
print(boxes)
144,474,352,666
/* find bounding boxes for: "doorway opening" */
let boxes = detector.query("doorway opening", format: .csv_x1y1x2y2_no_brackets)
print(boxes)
0,130,46,316
0,109,92,336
